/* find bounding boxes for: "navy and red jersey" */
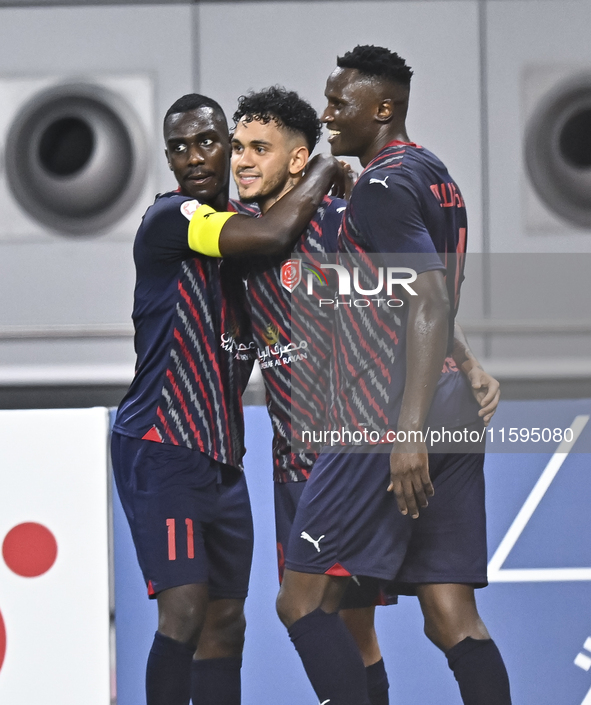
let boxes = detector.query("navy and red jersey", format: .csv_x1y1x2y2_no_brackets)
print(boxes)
328,140,479,437
245,195,345,483
113,192,256,470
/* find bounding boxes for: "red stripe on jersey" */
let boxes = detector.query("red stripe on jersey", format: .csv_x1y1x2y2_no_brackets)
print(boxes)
173,327,215,450
156,407,179,445
165,368,205,453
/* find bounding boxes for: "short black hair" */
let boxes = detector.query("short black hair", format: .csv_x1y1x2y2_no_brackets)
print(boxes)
164,93,226,127
232,86,322,153
337,45,413,88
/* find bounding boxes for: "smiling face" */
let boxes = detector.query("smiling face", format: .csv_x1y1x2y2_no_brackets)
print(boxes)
321,67,385,165
164,106,231,210
321,66,407,167
231,117,308,213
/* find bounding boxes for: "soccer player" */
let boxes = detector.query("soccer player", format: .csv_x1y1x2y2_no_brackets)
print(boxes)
111,93,343,705
230,86,393,705
231,87,501,705
276,47,511,705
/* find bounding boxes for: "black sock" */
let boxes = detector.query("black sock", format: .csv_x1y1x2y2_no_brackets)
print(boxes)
446,637,512,705
146,631,194,705
366,658,389,705
191,657,242,705
288,608,371,705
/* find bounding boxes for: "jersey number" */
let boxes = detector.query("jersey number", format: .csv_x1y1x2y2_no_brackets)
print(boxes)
166,518,195,560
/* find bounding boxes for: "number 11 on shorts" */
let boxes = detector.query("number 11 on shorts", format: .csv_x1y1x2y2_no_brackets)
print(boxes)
166,518,195,560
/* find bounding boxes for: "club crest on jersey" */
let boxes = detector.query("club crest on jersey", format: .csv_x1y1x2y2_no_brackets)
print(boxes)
281,259,302,292
180,199,200,220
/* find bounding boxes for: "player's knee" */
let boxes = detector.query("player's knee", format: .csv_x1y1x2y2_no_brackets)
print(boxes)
211,603,247,653
276,588,293,627
159,601,204,647
423,607,489,653
276,586,307,628
423,613,448,651
157,584,209,646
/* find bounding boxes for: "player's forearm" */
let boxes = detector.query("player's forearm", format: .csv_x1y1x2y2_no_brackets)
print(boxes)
219,155,339,256
452,322,483,376
397,274,450,433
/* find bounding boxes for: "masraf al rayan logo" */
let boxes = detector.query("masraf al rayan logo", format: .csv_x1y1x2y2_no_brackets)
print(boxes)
280,258,418,309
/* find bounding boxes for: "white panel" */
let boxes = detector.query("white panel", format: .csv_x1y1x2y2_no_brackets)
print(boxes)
0,408,111,705
198,0,483,251
487,0,591,252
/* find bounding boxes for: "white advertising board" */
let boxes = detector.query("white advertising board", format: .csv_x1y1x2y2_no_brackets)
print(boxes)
0,407,112,705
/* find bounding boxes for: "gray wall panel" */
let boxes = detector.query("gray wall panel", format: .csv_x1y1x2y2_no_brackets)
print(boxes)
487,0,591,253
0,4,194,375
198,0,483,249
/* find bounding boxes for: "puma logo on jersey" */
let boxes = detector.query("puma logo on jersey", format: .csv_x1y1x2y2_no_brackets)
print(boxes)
300,531,325,552
369,176,389,189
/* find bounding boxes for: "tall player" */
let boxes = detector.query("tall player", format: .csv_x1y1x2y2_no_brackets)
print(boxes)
111,93,343,705
230,87,501,705
276,47,511,705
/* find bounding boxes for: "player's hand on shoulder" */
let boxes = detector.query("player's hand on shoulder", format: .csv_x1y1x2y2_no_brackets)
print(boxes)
306,154,349,199
338,160,357,200
466,366,500,426
388,438,433,519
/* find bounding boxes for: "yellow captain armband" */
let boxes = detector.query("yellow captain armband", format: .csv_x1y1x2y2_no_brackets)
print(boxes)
187,204,236,257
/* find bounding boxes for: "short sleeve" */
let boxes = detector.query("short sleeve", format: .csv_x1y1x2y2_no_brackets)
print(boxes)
350,173,443,273
139,197,235,261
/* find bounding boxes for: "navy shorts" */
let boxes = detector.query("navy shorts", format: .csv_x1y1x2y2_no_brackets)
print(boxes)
275,481,397,608
111,432,253,600
285,438,487,595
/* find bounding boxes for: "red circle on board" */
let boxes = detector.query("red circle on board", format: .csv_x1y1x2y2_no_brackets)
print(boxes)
0,609,5,673
2,522,58,577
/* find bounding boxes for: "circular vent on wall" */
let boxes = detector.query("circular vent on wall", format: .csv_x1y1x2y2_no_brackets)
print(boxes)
525,74,591,229
5,83,148,236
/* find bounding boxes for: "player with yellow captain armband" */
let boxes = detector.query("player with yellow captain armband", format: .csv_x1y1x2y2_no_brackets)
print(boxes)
111,92,346,705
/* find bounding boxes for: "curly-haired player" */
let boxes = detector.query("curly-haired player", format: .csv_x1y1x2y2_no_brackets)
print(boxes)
276,47,510,705
231,85,394,705
234,85,322,155
232,84,501,705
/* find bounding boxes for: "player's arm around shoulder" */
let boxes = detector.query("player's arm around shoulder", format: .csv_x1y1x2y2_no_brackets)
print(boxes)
188,154,346,259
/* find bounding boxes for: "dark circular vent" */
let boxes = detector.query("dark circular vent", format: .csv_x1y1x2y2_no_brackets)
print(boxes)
39,117,95,177
559,108,591,169
6,83,148,235
525,75,591,228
